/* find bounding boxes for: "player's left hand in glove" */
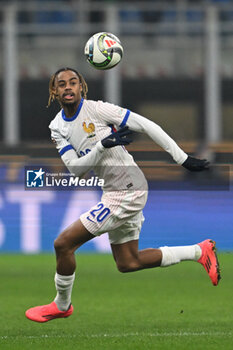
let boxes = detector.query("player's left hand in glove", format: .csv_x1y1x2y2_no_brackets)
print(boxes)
182,155,210,172
101,126,133,149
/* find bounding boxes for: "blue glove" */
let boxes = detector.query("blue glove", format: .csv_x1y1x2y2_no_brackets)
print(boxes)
182,156,210,172
101,126,133,149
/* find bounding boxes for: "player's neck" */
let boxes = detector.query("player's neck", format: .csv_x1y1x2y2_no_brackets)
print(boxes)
62,98,82,119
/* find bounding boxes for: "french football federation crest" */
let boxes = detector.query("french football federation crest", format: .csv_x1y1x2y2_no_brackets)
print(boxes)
83,122,96,138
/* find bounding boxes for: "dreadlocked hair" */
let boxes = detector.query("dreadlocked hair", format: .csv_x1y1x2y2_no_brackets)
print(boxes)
47,67,88,107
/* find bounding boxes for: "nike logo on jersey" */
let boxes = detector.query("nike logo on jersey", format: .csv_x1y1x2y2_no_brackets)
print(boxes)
127,183,133,189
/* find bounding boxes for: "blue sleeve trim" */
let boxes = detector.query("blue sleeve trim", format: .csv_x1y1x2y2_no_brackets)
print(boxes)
119,109,130,128
59,144,74,156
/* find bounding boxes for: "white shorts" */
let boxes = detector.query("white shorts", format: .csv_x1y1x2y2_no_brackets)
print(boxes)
80,190,148,245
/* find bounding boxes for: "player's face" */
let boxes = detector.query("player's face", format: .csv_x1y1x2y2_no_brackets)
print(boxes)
54,70,82,107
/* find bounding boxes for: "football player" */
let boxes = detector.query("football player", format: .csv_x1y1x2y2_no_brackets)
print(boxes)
26,68,220,323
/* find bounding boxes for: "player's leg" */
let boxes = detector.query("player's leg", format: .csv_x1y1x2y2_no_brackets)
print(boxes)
25,219,94,322
54,219,94,275
111,239,162,272
53,219,94,311
111,240,201,272
111,238,220,286
109,212,202,272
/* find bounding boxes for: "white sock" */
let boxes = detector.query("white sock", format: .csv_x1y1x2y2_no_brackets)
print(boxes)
54,272,75,311
159,244,202,267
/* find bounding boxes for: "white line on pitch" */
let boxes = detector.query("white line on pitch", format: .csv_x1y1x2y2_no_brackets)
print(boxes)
0,332,232,340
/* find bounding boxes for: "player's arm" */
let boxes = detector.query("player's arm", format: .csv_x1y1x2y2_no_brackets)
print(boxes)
95,101,208,171
126,112,209,171
51,128,132,177
60,142,104,177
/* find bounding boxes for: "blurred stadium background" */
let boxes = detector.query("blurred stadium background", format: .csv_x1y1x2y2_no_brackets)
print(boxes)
0,0,232,254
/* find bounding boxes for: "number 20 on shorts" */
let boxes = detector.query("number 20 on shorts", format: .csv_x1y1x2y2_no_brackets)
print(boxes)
87,203,110,223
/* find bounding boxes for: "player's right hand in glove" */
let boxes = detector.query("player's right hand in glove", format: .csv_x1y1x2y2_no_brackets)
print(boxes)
182,155,210,172
101,126,133,149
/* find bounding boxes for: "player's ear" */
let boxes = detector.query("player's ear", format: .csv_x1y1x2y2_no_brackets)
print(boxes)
80,83,82,91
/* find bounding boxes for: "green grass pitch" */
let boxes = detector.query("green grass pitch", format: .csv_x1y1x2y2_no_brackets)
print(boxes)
0,253,233,350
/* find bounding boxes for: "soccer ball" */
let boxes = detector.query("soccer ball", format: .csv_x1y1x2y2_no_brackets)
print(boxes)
84,32,123,70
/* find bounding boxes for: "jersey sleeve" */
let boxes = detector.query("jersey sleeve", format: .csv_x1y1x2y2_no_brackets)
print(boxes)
96,100,130,127
49,119,105,177
50,129,75,156
126,111,188,165
49,118,75,156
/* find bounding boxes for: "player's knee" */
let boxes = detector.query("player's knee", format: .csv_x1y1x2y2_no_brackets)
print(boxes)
54,236,68,254
116,260,141,273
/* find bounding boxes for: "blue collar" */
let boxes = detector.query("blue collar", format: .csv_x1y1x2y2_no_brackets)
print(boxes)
61,98,84,122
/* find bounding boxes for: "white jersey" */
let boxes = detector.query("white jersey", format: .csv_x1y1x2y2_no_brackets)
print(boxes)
49,98,146,191
49,98,188,191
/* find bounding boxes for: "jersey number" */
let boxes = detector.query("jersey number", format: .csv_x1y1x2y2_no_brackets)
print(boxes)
79,148,91,157
87,203,110,223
